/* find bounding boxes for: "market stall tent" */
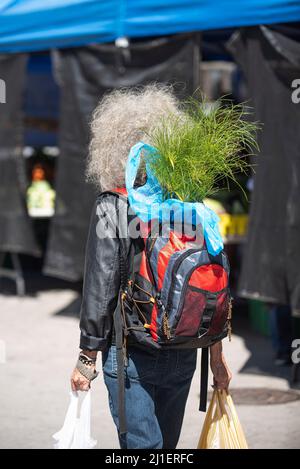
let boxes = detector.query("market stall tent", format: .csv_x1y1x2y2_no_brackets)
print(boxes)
0,0,300,52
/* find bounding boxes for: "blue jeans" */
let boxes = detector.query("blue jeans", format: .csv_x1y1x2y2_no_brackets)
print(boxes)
102,345,197,449
269,304,292,356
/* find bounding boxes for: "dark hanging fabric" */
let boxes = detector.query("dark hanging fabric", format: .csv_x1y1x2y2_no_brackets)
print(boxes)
44,33,200,281
228,26,300,314
0,54,40,256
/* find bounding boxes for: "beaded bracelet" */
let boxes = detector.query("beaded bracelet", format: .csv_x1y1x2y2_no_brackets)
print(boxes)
76,359,99,381
78,353,96,366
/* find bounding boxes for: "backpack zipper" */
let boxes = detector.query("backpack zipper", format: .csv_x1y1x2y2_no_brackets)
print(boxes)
162,312,171,339
227,297,233,341
148,235,157,254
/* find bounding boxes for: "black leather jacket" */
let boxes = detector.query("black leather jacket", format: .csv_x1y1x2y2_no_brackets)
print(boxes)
79,192,131,351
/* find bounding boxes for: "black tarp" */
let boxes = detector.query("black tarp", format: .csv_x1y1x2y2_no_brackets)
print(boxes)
43,33,200,281
228,26,300,313
0,54,40,256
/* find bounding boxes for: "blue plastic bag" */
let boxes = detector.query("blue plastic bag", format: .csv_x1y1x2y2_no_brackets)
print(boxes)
125,141,223,256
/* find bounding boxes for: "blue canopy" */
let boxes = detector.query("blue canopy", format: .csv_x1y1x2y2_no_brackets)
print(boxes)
0,0,300,53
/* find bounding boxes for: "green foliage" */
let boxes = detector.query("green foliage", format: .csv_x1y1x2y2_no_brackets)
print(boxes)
147,97,260,202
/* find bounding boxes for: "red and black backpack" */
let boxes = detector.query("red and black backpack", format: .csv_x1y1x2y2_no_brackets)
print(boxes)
106,189,232,434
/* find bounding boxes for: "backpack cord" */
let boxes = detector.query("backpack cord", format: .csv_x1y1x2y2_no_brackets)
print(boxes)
114,231,131,435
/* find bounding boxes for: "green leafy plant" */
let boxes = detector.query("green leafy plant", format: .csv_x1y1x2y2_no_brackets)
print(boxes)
147,97,260,202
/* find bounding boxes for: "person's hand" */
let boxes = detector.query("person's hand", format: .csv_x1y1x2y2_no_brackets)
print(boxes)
71,350,98,392
210,342,232,390
71,366,93,392
210,352,232,390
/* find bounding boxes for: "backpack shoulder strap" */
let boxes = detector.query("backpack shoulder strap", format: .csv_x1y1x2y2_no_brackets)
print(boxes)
98,188,129,288
101,188,144,279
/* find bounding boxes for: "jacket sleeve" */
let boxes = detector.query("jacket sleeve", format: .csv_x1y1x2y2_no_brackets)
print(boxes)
79,195,121,351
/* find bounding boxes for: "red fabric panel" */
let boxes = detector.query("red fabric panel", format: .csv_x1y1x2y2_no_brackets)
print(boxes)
207,292,229,336
139,251,152,283
110,187,128,196
150,303,158,341
157,231,188,290
189,264,228,292
175,288,206,336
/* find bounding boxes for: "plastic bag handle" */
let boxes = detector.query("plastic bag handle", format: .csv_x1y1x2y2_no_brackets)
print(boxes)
125,141,159,190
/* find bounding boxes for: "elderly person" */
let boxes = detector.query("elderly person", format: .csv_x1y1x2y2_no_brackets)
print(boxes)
71,85,232,449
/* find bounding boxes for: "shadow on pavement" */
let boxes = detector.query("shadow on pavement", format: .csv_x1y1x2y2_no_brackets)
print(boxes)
53,296,81,318
0,269,82,297
233,310,294,385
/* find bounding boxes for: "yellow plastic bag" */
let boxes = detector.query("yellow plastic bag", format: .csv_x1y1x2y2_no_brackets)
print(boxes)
198,389,248,449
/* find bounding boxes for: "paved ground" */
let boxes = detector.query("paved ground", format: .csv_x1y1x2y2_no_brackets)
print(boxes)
0,275,300,449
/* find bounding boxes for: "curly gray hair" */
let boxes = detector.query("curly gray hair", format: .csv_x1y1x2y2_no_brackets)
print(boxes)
86,84,180,191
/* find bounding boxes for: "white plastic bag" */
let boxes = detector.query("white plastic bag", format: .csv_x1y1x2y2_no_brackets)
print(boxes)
53,390,97,449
